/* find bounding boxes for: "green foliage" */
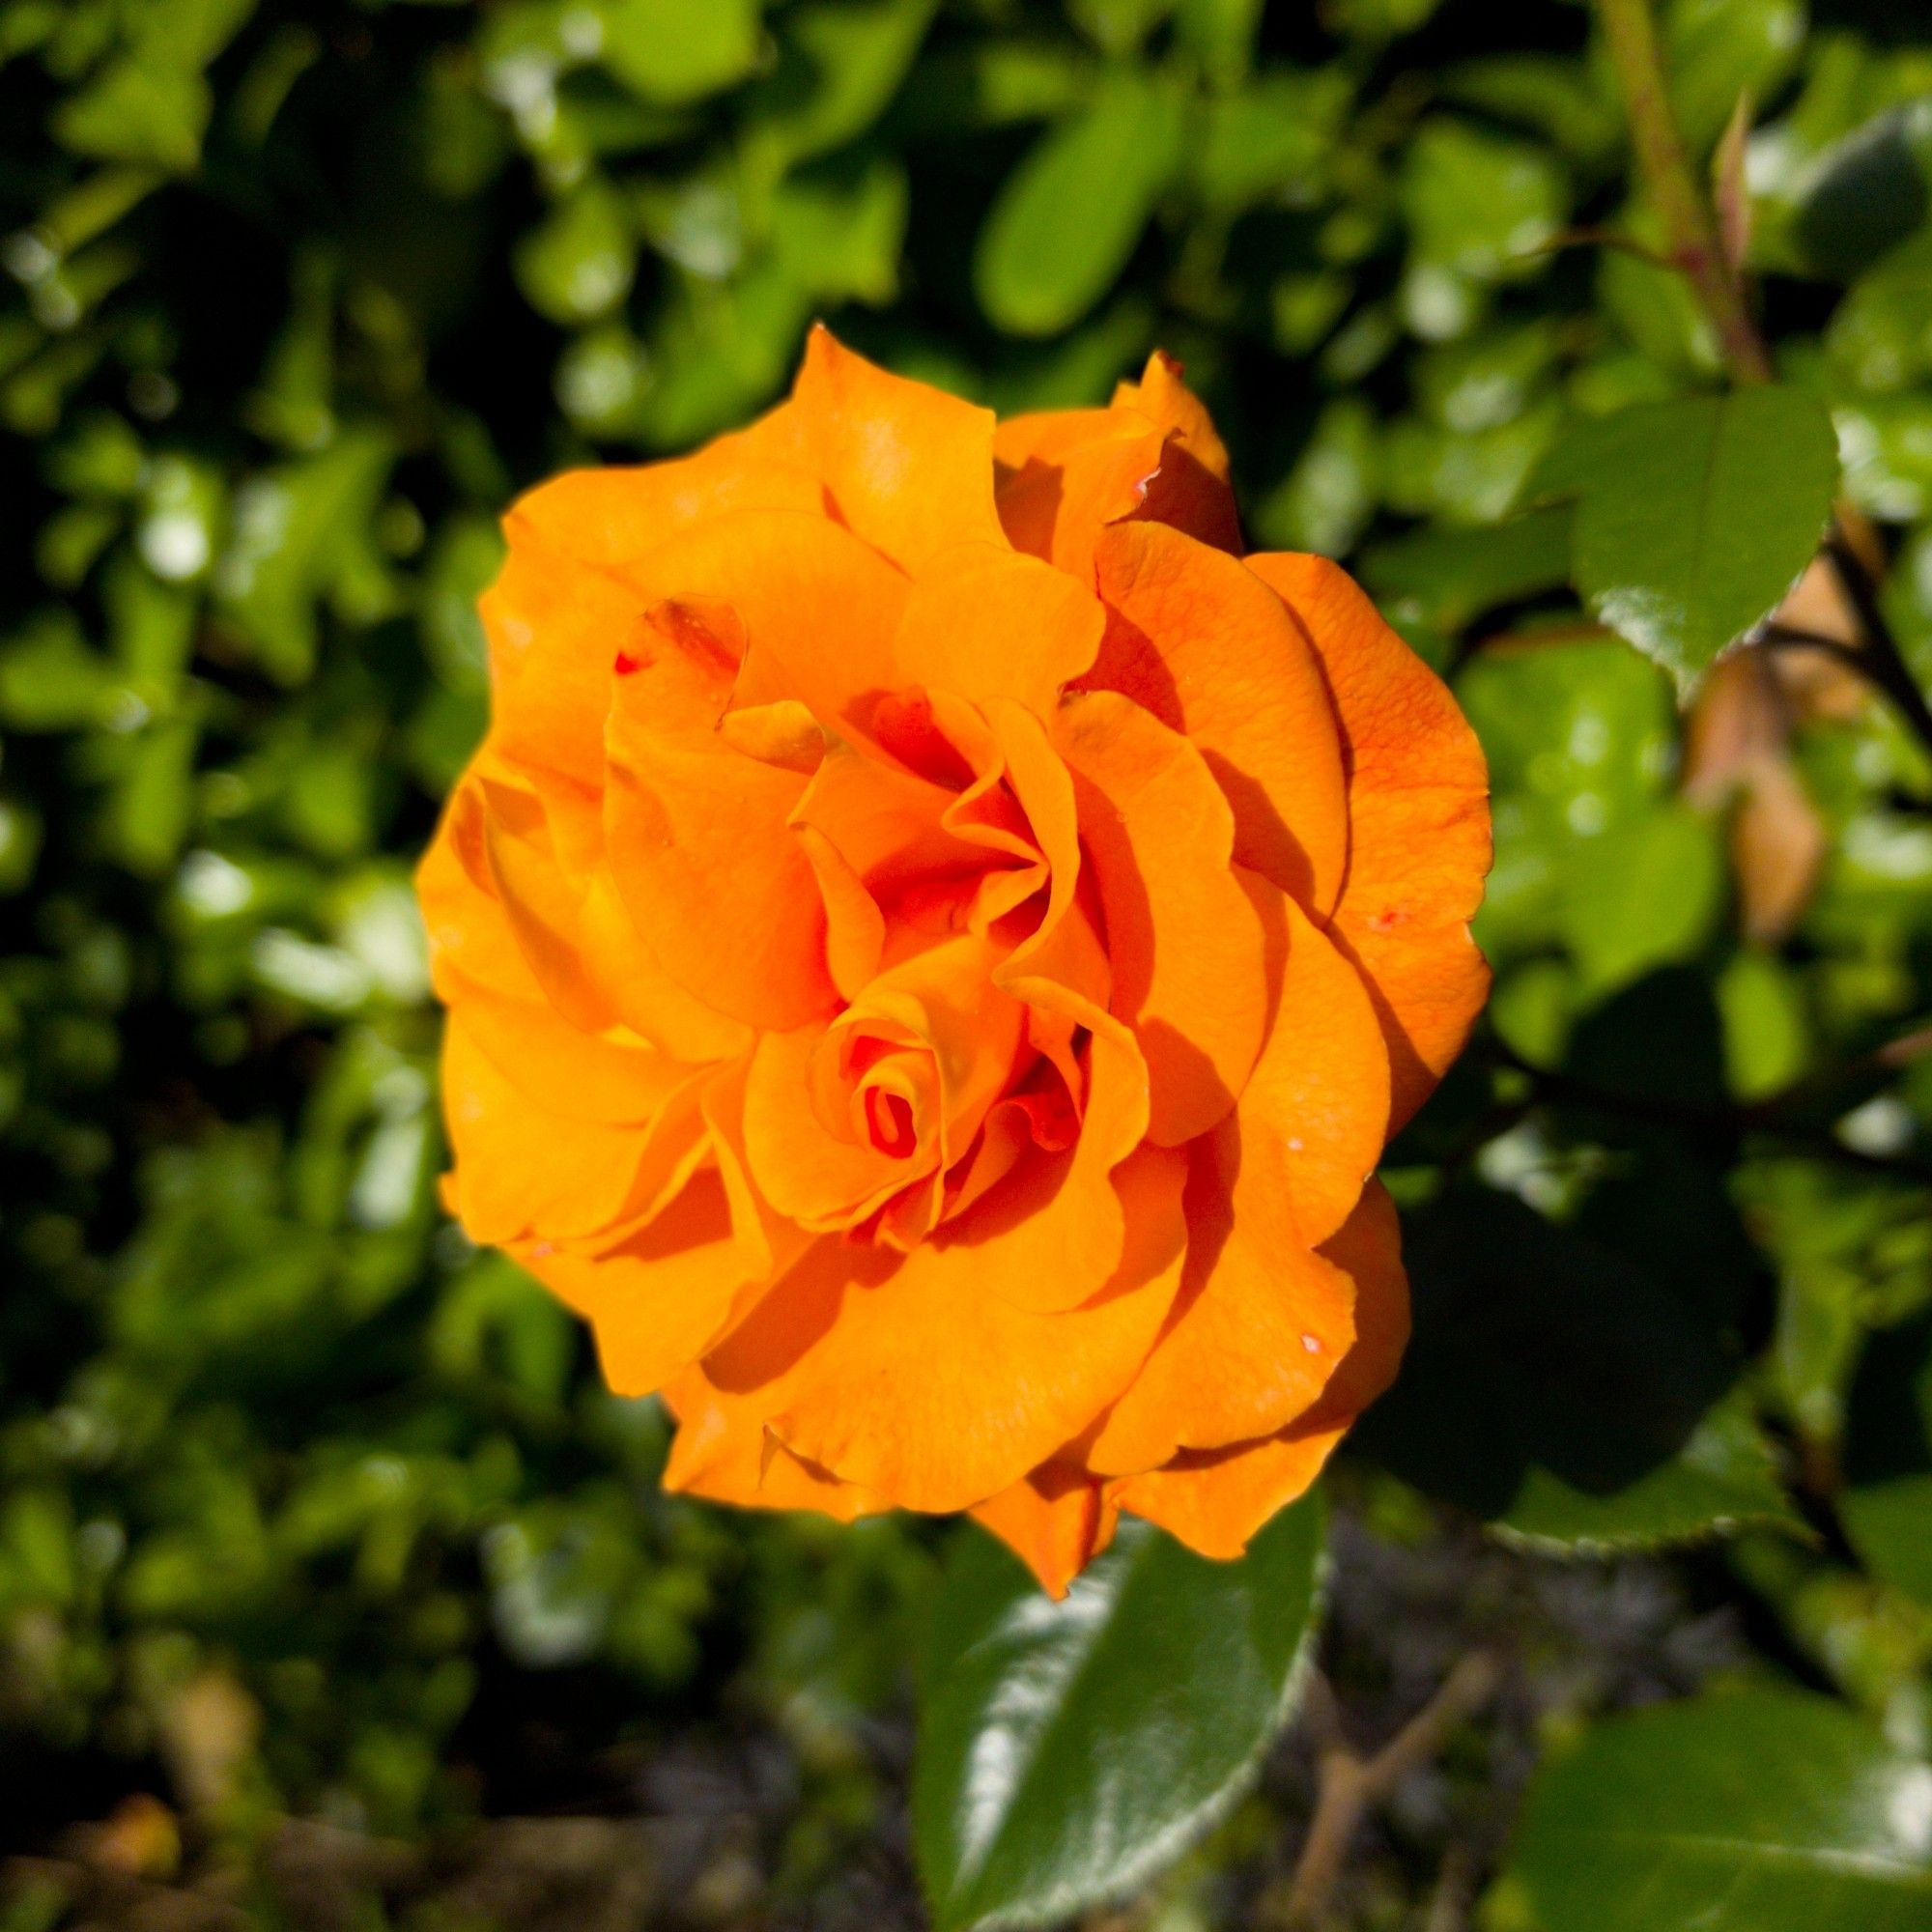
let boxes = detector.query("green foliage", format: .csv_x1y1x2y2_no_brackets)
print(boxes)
3,0,1932,1927
1536,387,1842,690
1503,1687,1932,1931
913,1502,1321,1929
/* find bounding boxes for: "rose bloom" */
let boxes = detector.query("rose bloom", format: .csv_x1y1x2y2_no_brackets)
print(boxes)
419,327,1490,1594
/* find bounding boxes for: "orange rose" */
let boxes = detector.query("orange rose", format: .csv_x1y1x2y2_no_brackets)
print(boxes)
418,327,1491,1594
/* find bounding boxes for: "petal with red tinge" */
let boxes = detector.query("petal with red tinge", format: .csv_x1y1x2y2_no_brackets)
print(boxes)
605,598,838,1031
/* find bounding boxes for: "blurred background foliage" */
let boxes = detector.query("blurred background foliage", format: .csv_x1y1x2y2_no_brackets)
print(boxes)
3,0,1932,1927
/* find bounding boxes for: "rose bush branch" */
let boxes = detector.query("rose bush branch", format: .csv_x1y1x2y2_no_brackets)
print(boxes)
1595,0,1932,765
1276,1654,1498,1931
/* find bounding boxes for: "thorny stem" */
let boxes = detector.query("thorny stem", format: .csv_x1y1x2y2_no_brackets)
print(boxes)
1594,0,1932,766
1278,1657,1498,1931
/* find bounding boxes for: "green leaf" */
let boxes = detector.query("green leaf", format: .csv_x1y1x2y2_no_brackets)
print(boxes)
1401,116,1567,279
974,71,1183,337
514,181,636,326
1360,503,1573,634
1842,1314,1932,1609
596,0,762,106
1498,1389,1802,1552
215,427,396,683
1557,802,1725,997
1547,386,1840,691
52,57,213,172
1663,0,1804,155
1829,229,1932,394
752,0,938,173
1504,1688,1932,1932
913,1499,1322,1930
1356,1191,1800,1550
1795,100,1932,282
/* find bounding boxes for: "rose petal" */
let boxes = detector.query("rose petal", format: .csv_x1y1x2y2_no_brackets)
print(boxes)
970,1464,1122,1600
1088,523,1350,913
1109,1180,1411,1557
684,1146,1186,1514
440,1016,703,1248
665,1371,888,1522
1109,351,1242,554
528,1166,751,1397
784,324,1006,574
1085,1126,1359,1477
606,597,838,1031
1245,554,1492,1129
1239,882,1391,1247
1054,688,1272,1146
894,543,1105,717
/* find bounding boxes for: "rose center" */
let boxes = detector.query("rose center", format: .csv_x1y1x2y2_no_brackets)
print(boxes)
864,1087,919,1159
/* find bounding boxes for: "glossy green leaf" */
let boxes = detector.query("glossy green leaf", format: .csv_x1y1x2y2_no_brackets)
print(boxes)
1506,1688,1932,1931
1843,1314,1932,1609
914,1499,1322,1930
974,71,1183,337
1357,1191,1799,1550
1546,387,1840,690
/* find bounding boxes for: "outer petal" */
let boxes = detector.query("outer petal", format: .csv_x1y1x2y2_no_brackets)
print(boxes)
1109,351,1242,554
1084,1122,1359,1478
1245,554,1492,1129
440,1017,701,1249
1087,523,1350,914
423,762,752,1070
1054,688,1272,1147
1112,352,1232,483
684,1146,1187,1514
894,544,1105,717
575,871,753,1065
1110,1435,1334,1561
605,597,838,1031
418,773,552,1011
785,324,1006,574
992,351,1241,575
501,428,826,589
619,508,911,743
994,409,1170,580
665,1373,888,1524
527,1166,748,1398
1111,1181,1411,1557
481,528,639,789
1240,886,1391,1247
970,1465,1122,1600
